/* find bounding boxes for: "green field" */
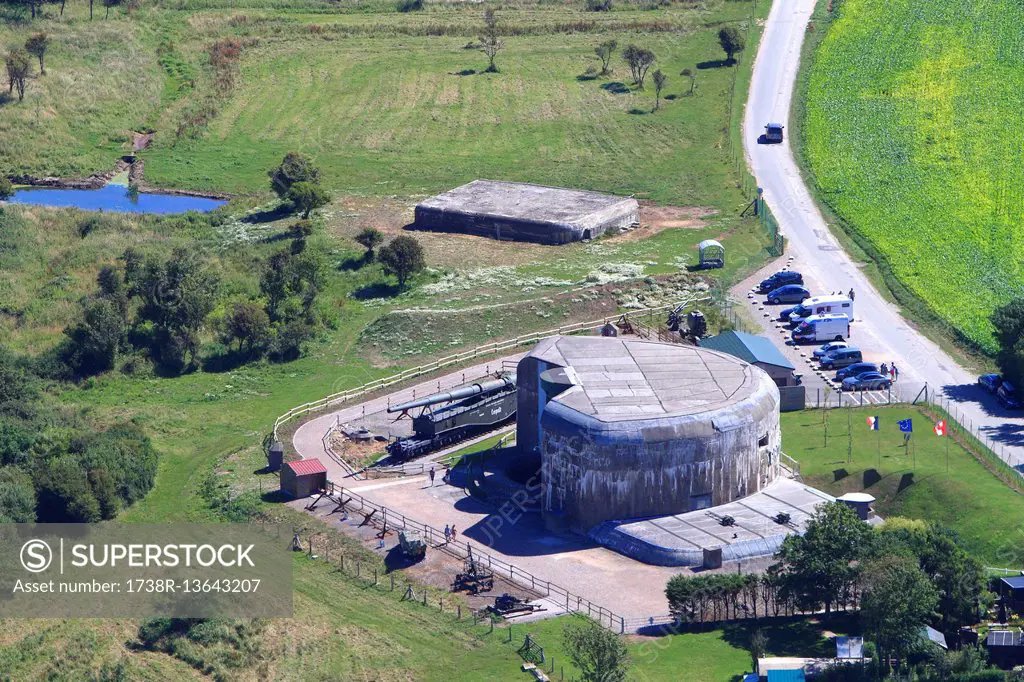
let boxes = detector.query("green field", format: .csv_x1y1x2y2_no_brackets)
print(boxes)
781,405,1023,567
803,0,1024,352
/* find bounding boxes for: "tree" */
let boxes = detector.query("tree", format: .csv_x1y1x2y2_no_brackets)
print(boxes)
287,181,330,218
563,617,631,682
622,44,655,88
775,501,872,615
90,0,94,19
479,8,504,73
290,220,313,239
718,26,746,64
63,297,127,377
0,177,12,200
595,39,617,75
861,555,938,674
136,248,220,372
991,298,1024,385
378,235,426,289
222,302,271,355
24,32,49,75
652,69,667,110
6,48,31,102
268,152,321,199
680,67,695,95
355,227,384,261
749,629,767,670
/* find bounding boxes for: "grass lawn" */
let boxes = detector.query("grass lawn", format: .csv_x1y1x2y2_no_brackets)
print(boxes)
802,0,1024,353
511,613,859,682
781,405,1024,567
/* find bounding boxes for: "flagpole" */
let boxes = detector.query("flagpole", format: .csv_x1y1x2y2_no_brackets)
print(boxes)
877,429,880,468
945,427,949,473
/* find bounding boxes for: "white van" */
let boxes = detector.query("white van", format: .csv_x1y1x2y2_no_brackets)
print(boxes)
788,295,853,325
792,313,850,344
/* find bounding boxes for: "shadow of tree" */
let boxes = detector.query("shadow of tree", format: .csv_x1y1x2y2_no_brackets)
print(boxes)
576,72,599,81
601,81,630,94
351,281,403,300
697,58,733,69
242,203,293,224
628,108,650,116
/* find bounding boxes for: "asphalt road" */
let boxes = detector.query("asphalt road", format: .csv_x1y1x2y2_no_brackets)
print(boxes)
742,0,1024,465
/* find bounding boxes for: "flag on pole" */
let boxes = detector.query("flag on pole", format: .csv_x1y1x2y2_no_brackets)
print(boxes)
934,420,947,436
898,419,913,433
866,416,879,430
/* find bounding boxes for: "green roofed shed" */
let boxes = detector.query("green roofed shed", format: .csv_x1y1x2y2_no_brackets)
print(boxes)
699,330,797,387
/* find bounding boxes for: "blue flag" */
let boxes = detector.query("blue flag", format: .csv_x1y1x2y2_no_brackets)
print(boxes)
898,418,913,433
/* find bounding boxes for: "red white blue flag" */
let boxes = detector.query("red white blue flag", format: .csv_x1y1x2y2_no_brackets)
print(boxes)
866,416,879,431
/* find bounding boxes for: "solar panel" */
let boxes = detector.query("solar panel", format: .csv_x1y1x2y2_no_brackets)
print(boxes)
987,630,1019,647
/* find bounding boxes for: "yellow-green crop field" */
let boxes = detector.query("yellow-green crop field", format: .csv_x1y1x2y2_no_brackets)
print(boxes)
804,0,1024,353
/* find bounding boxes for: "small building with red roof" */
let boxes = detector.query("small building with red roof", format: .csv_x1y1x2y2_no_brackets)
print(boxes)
280,458,328,498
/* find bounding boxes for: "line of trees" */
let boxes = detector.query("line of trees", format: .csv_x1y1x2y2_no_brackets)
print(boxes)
4,32,50,103
7,0,126,20
665,503,991,678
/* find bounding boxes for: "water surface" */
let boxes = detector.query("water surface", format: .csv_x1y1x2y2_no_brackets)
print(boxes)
9,184,226,214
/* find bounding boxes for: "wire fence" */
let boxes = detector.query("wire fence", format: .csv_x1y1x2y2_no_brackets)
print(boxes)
323,483,627,633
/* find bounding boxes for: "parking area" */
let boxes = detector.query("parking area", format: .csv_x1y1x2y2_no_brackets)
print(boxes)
732,255,911,407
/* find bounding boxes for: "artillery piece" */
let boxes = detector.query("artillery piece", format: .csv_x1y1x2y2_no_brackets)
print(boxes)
385,373,517,461
452,545,494,595
488,593,544,617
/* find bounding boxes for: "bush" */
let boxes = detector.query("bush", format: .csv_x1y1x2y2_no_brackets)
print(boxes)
0,466,37,523
585,0,612,10
77,215,105,238
0,177,12,200
397,0,423,11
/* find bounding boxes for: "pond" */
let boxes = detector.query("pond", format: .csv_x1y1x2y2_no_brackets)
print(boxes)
8,184,227,215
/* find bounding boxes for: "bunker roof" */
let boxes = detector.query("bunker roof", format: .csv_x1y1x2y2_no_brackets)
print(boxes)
527,336,764,422
416,180,637,225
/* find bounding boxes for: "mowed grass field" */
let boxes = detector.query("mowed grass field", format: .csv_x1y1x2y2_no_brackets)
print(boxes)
782,405,1024,567
145,10,756,205
803,0,1024,352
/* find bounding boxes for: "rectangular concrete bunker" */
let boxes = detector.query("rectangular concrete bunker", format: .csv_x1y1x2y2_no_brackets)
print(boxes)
413,180,640,245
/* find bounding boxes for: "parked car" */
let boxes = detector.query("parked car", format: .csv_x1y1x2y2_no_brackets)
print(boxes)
998,381,1020,409
758,270,803,294
766,285,810,305
792,313,850,344
835,362,878,382
813,341,849,359
779,305,800,322
842,372,892,392
819,347,863,369
978,373,1002,393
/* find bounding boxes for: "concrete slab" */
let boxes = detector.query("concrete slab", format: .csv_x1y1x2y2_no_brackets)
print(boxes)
590,479,835,566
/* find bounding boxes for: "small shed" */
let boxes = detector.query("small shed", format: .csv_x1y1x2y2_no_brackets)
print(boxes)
699,331,797,387
837,492,875,521
999,576,1024,612
280,458,328,498
986,629,1024,669
697,239,725,269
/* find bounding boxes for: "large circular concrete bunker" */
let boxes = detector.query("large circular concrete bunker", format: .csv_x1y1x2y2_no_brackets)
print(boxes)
516,336,782,532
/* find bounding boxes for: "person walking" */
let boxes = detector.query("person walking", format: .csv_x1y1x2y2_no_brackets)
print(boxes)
429,467,435,487
848,288,855,301
880,362,888,377
893,364,899,381
444,524,451,544
889,363,896,381
450,524,458,542
443,464,451,483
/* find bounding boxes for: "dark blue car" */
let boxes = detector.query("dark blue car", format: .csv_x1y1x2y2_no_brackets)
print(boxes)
835,362,878,382
758,270,803,294
766,285,810,305
978,374,1002,393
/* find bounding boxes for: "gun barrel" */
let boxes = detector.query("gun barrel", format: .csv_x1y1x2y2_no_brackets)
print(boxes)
387,374,516,413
